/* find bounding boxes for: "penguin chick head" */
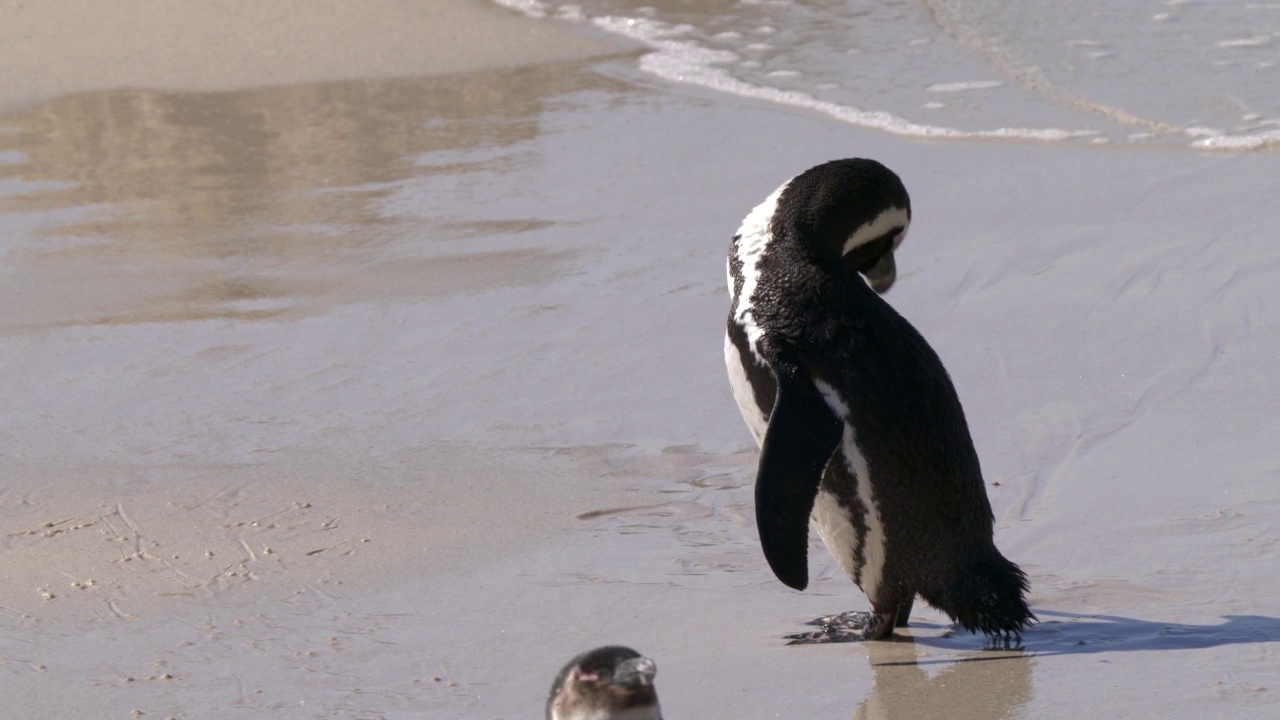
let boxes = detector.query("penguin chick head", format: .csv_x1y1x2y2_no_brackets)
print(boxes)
773,158,911,294
547,646,662,720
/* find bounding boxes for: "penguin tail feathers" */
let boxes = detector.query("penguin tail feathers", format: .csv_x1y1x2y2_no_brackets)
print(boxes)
930,554,1036,640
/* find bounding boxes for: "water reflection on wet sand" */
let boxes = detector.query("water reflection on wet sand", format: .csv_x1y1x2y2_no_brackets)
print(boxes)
0,62,626,330
851,636,1034,720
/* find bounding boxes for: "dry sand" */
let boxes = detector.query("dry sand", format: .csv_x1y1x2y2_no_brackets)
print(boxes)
3,1,1279,719
0,0,630,108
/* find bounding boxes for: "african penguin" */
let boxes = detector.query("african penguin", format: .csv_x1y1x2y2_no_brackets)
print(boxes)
724,158,1034,641
547,646,663,720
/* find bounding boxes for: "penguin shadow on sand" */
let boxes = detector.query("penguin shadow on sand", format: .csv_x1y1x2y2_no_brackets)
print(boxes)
848,635,1033,720
813,608,1280,657
815,610,1280,720
989,609,1280,656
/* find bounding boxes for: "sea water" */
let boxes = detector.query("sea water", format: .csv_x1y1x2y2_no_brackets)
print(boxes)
495,0,1280,151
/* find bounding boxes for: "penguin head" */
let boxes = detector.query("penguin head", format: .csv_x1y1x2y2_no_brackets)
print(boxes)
547,646,662,720
774,158,911,293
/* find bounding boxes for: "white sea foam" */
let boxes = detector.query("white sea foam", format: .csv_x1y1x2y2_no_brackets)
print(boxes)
1191,127,1280,151
493,0,1280,153
493,0,550,18
925,80,1005,92
1217,36,1273,48
591,14,1093,143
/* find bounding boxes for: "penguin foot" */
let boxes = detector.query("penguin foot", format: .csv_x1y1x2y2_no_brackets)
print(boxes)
862,611,898,641
784,611,875,644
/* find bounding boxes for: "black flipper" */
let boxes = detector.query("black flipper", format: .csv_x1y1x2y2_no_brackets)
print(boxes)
754,356,844,591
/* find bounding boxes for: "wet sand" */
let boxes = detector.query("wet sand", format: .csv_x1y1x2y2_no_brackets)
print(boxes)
3,2,1280,719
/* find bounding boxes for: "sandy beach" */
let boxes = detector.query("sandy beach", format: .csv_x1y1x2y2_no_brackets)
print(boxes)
0,0,631,109
3,1,1279,718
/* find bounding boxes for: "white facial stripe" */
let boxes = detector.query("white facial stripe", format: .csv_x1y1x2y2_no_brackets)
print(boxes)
841,206,910,256
731,178,792,359
812,380,886,604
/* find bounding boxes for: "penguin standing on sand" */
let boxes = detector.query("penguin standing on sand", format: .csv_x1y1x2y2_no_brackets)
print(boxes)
724,158,1034,641
547,646,663,720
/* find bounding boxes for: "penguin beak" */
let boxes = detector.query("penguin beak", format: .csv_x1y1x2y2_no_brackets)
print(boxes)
612,656,657,687
864,250,896,294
